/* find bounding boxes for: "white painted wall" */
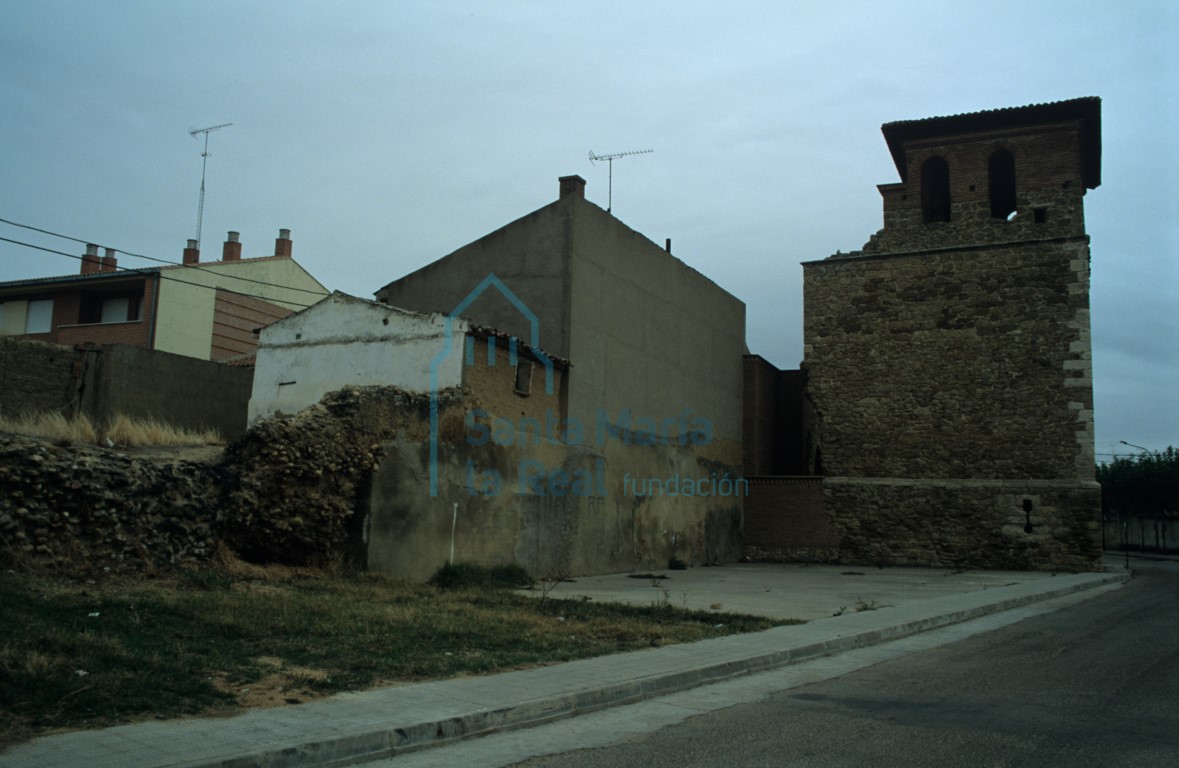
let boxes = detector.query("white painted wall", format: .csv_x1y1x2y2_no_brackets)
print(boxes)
248,292,468,423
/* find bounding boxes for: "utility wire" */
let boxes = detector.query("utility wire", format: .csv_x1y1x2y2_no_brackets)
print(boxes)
0,216,330,298
0,236,317,309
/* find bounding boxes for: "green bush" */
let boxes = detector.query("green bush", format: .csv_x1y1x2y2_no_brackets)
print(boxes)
1097,446,1178,518
430,562,534,590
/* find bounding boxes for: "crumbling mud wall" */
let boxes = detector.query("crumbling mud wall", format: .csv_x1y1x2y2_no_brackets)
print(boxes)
218,386,447,566
0,386,456,574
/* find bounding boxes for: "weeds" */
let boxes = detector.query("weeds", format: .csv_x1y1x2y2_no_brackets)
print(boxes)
0,565,783,744
854,597,886,612
429,562,533,590
0,410,222,447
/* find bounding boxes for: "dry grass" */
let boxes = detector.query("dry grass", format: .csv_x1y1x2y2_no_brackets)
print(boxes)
0,560,790,743
0,410,221,447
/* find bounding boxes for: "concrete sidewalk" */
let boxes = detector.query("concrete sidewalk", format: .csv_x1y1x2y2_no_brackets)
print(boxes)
3,563,1128,768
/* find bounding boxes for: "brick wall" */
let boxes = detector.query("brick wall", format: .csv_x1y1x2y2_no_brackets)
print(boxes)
858,117,1091,258
742,476,836,561
57,320,150,348
743,356,810,476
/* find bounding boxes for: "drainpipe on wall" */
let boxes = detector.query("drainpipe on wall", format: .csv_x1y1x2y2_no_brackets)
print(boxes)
147,274,160,349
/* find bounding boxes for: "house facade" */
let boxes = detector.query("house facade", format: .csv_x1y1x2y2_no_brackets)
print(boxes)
0,229,328,362
371,177,748,575
249,290,580,580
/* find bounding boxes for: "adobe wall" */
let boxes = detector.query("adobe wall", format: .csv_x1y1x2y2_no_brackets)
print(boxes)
0,337,89,417
0,337,251,441
89,345,252,442
368,430,743,582
367,335,743,581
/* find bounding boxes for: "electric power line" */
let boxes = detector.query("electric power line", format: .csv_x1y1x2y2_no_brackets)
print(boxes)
0,216,328,297
0,236,318,310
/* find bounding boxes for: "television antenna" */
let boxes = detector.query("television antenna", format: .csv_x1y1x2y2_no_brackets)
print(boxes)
588,148,653,214
189,122,232,248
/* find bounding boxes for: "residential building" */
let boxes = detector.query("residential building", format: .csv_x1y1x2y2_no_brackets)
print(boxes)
0,229,328,361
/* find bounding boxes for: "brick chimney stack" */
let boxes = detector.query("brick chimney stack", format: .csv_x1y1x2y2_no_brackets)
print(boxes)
100,248,118,273
81,243,100,274
183,239,200,265
559,175,586,200
223,231,242,262
275,228,292,258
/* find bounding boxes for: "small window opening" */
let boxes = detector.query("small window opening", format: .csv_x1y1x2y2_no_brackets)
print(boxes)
1033,207,1047,224
920,157,951,224
514,360,533,396
988,149,1017,219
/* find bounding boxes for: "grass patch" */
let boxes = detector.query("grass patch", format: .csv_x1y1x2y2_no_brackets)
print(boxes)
430,562,534,590
0,564,788,745
0,410,222,447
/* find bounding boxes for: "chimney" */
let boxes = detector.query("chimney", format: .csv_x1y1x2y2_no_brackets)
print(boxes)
222,231,242,262
275,228,292,258
100,248,118,273
183,239,200,265
81,243,100,274
559,175,586,200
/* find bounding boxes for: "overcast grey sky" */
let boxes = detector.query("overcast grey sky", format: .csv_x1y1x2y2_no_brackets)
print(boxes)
1,0,1175,457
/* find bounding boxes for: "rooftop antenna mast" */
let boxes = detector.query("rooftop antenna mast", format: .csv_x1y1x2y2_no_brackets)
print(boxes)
588,148,653,214
189,122,232,248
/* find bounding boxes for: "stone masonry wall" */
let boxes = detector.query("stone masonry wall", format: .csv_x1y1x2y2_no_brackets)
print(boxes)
825,478,1102,571
803,238,1101,571
804,239,1095,481
0,432,220,573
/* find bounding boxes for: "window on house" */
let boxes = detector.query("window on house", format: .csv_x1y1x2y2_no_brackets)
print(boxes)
989,149,1017,219
25,299,53,334
514,360,533,396
100,296,138,323
920,156,951,224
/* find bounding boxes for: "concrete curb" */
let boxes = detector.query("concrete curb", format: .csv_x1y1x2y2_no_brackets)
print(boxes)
5,570,1128,768
169,570,1126,768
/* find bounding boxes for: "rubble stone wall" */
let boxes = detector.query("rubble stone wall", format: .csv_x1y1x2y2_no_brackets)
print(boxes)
0,433,220,573
0,387,452,575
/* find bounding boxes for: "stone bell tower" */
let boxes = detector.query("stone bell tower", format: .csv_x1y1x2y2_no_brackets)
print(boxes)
801,97,1103,571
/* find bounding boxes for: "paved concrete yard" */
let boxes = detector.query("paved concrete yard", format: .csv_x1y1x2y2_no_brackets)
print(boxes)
518,562,1059,621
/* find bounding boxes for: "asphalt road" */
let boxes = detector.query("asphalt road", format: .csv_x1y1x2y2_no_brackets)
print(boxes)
500,562,1178,768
